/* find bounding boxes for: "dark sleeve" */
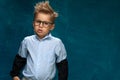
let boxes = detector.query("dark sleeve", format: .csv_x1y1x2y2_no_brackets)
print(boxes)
10,54,26,78
56,59,68,80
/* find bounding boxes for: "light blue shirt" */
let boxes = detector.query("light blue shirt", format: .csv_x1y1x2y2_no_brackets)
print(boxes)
18,33,67,80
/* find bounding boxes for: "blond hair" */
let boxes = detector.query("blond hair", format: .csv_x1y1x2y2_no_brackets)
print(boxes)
34,1,58,22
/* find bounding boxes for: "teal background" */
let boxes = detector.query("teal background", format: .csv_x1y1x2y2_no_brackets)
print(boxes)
0,0,120,80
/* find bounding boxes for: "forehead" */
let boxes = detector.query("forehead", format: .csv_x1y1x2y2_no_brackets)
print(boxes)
34,12,52,21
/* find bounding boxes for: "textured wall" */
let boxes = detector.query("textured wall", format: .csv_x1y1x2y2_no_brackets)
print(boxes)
0,0,120,80
67,0,120,80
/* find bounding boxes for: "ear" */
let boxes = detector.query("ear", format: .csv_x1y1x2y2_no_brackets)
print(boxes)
50,24,55,30
33,21,35,29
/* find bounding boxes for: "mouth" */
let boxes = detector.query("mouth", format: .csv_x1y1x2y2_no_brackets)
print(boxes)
37,29,43,33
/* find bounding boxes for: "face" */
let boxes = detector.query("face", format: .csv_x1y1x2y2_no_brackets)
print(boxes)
33,12,54,39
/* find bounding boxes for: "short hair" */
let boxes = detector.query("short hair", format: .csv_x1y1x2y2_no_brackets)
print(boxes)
34,1,58,22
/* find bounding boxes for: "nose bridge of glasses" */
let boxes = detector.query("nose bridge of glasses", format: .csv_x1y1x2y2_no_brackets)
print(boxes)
38,21,44,26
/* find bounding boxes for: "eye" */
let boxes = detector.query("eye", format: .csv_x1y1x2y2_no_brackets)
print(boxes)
44,22,49,25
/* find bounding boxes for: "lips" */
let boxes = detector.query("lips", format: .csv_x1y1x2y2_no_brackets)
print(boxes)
37,29,43,33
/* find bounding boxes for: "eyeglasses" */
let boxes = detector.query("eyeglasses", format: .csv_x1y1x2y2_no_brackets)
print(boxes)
34,20,53,27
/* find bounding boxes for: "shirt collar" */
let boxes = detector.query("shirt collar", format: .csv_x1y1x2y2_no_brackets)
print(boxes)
35,33,52,41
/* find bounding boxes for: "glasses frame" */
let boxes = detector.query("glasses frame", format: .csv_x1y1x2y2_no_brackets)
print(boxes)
34,20,54,27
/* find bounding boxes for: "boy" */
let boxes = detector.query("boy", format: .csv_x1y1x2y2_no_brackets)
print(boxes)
10,1,68,80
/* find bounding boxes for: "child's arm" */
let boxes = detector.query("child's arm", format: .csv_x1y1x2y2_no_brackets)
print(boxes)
10,54,26,78
56,59,68,80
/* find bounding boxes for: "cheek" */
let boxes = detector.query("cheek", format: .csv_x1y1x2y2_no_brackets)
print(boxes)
44,28,50,32
43,29,51,34
33,26,38,32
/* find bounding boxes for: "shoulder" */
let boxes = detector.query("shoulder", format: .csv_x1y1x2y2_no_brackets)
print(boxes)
50,36,63,45
51,36,61,42
24,35,35,39
22,35,36,42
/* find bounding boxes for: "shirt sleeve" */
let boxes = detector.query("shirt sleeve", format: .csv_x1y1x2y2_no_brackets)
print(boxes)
55,39,67,63
18,38,28,58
